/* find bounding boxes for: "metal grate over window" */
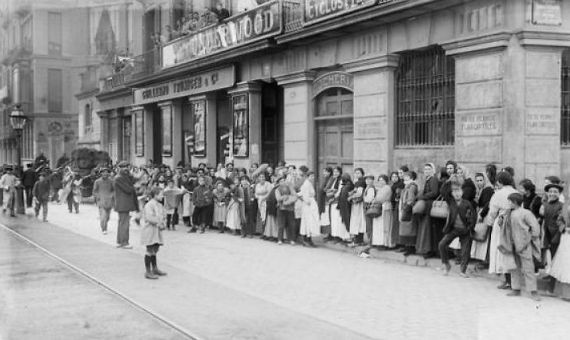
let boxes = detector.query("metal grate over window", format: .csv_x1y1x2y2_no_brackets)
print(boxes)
561,50,570,146
395,46,455,146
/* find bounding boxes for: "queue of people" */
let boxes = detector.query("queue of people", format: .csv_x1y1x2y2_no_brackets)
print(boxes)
2,159,570,297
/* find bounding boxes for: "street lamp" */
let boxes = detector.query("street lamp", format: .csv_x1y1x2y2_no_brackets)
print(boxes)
10,104,28,214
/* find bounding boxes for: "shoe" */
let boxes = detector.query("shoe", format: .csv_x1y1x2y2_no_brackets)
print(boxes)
153,269,167,276
102,231,108,235
277,241,283,245
530,292,541,301
507,290,521,297
423,252,436,260
290,241,295,245
459,272,469,279
188,228,197,233
172,226,176,231
145,272,158,280
360,252,370,258
122,245,133,249
497,282,511,290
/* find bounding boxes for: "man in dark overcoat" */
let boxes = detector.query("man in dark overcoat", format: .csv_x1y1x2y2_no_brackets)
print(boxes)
22,163,37,208
32,172,51,222
113,162,138,248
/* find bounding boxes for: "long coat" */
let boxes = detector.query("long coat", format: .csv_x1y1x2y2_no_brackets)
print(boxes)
142,198,164,246
93,177,114,209
113,174,138,213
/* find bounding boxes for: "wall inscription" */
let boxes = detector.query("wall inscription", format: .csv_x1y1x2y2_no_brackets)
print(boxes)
526,112,558,134
458,112,501,136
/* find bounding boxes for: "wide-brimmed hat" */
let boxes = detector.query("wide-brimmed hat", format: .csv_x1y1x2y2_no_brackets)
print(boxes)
545,183,564,193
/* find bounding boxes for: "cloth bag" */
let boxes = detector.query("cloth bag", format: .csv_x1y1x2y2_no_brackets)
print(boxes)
430,197,449,219
365,202,382,218
472,222,490,242
412,199,426,215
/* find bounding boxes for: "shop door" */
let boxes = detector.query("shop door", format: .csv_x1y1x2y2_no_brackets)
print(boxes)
262,83,282,166
315,88,354,174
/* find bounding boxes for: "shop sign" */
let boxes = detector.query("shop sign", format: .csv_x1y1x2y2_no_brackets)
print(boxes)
532,0,561,26
312,71,353,97
304,0,380,25
133,66,235,105
162,1,282,68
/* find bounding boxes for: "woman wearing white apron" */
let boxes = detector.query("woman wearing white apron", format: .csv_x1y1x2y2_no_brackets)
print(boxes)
372,175,393,248
485,171,517,289
348,168,367,246
299,172,320,246
471,173,494,261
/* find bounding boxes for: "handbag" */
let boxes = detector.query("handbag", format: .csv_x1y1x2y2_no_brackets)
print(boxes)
471,222,490,242
430,197,449,219
412,199,426,215
365,202,382,218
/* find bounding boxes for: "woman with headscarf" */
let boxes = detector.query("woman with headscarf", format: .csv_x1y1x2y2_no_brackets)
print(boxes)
415,163,440,259
485,171,518,289
470,172,495,262
348,168,367,246
299,171,320,246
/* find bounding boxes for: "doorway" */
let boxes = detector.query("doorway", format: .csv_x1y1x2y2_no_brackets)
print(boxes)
152,105,162,165
216,94,231,166
261,82,283,166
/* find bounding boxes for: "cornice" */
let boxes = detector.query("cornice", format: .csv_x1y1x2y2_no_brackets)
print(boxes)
275,71,317,86
96,86,132,101
441,32,512,56
75,88,99,100
228,81,263,95
343,54,400,73
515,30,570,48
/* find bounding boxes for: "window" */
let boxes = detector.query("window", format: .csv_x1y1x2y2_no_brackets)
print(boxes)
395,46,455,146
47,69,63,112
562,49,570,146
48,12,62,55
84,104,92,133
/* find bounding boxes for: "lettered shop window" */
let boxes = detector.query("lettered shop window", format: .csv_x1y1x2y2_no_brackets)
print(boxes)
47,69,63,113
395,46,455,146
561,49,570,146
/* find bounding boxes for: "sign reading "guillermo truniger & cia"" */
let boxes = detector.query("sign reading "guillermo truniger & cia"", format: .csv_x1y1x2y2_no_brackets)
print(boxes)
162,1,282,68
304,0,387,25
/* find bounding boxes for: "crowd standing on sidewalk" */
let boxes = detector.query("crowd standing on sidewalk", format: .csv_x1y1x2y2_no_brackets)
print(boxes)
2,159,570,294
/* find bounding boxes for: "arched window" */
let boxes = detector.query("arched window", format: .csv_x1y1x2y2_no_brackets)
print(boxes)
561,49,570,145
395,45,455,146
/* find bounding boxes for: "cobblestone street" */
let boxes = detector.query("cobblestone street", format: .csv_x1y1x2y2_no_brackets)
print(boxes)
2,203,569,339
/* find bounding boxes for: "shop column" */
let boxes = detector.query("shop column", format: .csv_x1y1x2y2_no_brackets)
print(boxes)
344,55,399,175
228,82,262,168
276,72,315,167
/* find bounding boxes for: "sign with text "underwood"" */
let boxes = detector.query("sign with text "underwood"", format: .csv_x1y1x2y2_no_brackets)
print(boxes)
162,1,282,68
133,66,235,105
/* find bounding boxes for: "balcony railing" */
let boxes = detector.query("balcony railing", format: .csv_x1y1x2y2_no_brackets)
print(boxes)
102,73,126,92
125,49,161,82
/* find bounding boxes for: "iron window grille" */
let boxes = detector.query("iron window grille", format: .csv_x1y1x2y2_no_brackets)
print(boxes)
395,46,455,146
562,49,570,146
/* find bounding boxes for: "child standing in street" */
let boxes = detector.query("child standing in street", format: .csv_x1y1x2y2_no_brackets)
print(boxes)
163,179,183,230
213,180,230,233
505,193,541,301
142,187,167,280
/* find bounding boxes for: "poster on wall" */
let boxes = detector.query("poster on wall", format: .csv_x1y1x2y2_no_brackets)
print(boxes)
135,110,144,156
192,100,206,157
232,94,249,158
162,106,173,156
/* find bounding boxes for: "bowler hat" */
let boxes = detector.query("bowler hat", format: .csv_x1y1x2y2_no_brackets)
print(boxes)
117,161,130,168
545,183,564,193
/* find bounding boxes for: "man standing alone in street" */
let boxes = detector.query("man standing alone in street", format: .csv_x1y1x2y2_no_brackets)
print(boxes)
93,168,114,235
113,162,138,248
23,163,37,208
32,172,50,222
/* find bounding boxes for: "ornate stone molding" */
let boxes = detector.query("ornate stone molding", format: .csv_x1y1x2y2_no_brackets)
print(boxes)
515,30,570,49
228,81,262,95
343,54,400,73
441,32,512,56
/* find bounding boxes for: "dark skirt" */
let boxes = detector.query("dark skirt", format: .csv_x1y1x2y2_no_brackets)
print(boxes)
391,208,400,245
415,214,433,255
431,217,446,256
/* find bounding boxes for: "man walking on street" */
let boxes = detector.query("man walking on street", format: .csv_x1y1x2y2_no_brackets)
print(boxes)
0,166,18,217
113,162,138,248
32,172,50,222
93,168,114,235
23,163,37,208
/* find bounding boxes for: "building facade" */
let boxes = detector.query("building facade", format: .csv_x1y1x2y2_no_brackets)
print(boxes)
79,0,570,189
0,1,87,167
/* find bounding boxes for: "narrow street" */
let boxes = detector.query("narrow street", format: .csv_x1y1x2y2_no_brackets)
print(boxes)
1,203,569,339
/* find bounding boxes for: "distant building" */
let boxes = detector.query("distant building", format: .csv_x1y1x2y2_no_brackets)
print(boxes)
0,0,87,167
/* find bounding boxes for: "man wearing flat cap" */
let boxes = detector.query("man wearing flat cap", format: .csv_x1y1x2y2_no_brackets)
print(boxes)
113,161,138,248
93,167,114,235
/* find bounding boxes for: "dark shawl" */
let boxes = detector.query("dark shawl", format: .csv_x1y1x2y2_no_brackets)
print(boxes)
338,180,354,230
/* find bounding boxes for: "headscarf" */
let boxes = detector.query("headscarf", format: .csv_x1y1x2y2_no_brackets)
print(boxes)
474,172,492,203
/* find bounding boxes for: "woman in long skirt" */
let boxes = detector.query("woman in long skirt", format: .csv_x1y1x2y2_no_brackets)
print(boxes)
471,173,494,261
349,168,367,246
551,222,570,301
324,167,340,241
331,171,352,242
415,163,440,258
399,171,419,255
485,171,517,288
213,181,230,232
372,175,392,248
390,172,403,248
255,175,273,236
300,172,320,246
263,182,280,240
318,167,333,233
226,178,243,234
